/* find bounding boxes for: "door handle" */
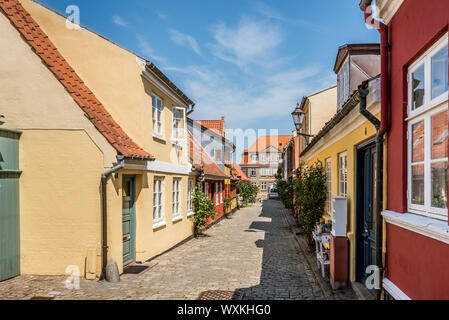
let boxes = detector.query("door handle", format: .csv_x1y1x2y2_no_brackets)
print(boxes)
123,235,131,242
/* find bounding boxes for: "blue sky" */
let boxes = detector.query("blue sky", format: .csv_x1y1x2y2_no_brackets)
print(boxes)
38,0,378,144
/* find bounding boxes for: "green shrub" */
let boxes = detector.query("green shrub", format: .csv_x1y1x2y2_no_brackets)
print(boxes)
294,161,327,246
192,182,215,236
236,181,258,207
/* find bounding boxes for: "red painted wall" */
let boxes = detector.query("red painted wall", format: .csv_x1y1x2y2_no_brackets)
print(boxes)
203,180,225,226
387,0,449,213
385,224,449,299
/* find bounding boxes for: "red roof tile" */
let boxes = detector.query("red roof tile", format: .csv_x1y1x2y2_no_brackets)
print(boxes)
231,163,249,181
196,118,224,136
0,0,153,160
245,135,292,153
188,131,227,179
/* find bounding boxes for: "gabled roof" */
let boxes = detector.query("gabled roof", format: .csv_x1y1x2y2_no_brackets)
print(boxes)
0,0,153,160
195,118,224,136
231,163,249,181
333,43,380,74
187,131,227,179
244,135,292,153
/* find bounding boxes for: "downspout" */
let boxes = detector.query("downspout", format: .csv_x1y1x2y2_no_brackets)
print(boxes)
99,160,125,281
359,0,390,300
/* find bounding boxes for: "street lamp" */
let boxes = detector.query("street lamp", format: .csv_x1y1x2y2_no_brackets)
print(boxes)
291,103,314,144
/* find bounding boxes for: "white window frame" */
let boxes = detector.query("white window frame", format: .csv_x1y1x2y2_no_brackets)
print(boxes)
172,178,181,221
187,179,194,215
220,183,223,204
407,34,448,220
251,154,258,162
250,168,256,177
261,182,267,191
339,152,347,197
407,104,448,220
153,177,165,227
172,107,186,143
152,93,163,138
407,34,448,121
261,154,267,162
326,158,332,214
215,183,219,206
205,182,209,199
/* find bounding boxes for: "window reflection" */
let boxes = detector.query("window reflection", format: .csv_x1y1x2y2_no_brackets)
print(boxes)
412,65,425,110
431,45,448,99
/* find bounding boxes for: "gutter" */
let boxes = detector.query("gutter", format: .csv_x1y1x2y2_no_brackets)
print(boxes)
359,0,390,300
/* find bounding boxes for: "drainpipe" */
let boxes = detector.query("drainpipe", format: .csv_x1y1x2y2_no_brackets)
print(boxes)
359,0,390,300
99,160,125,281
358,81,385,301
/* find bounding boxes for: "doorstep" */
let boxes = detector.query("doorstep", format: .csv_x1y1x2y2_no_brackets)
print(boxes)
351,282,375,300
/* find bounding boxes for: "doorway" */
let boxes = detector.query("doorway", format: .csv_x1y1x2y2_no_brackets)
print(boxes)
122,176,136,267
356,142,377,289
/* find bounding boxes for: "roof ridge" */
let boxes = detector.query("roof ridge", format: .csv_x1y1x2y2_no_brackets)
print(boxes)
0,0,153,160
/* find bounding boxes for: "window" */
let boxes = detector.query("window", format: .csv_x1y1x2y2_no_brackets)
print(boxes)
326,159,332,214
152,94,163,136
276,154,281,161
205,182,209,198
172,107,185,141
172,179,181,220
339,152,347,197
250,168,256,177
407,34,448,220
220,183,223,203
215,149,222,162
251,154,258,162
215,183,219,206
153,177,164,225
187,179,193,213
261,182,267,190
261,154,267,162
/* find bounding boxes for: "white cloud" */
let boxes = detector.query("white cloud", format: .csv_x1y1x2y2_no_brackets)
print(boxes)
210,16,283,71
164,65,324,129
169,29,201,56
136,37,167,64
156,11,168,20
112,15,128,27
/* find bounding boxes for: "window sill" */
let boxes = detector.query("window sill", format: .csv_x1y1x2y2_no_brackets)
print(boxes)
382,210,449,244
152,221,167,230
172,216,183,223
153,134,166,142
187,211,195,217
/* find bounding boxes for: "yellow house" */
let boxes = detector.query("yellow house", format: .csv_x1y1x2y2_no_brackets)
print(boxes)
300,44,384,291
0,0,198,280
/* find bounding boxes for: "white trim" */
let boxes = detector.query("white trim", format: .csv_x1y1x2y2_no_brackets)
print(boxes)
187,211,195,217
142,71,189,108
172,216,183,222
152,220,167,230
382,278,411,300
146,161,190,175
382,210,449,245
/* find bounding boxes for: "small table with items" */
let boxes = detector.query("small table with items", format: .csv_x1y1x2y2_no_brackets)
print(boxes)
313,231,331,278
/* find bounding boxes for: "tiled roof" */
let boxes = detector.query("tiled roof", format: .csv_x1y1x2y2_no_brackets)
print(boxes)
188,131,227,179
196,119,224,136
231,163,249,181
0,0,153,160
245,135,292,153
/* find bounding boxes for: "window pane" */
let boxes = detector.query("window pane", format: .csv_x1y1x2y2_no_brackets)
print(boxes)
412,65,425,110
411,164,425,205
431,110,448,159
412,121,425,162
431,161,447,209
431,45,448,99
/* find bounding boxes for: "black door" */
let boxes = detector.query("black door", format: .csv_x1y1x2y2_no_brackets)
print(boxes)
356,143,376,287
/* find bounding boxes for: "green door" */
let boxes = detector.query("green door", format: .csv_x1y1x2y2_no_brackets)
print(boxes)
0,129,21,282
122,176,136,267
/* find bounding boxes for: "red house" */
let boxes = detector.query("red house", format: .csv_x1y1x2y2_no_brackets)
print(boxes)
361,0,449,299
187,131,227,225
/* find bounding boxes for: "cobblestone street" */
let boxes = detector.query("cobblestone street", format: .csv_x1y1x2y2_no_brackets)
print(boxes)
0,200,327,300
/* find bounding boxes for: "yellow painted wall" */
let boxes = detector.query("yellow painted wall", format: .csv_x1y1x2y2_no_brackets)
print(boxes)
303,106,385,282
21,0,188,167
0,4,198,277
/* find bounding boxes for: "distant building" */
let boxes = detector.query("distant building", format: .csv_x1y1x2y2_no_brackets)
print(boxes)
240,136,292,198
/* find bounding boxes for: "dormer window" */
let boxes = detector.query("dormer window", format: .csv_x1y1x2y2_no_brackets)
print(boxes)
337,60,350,110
